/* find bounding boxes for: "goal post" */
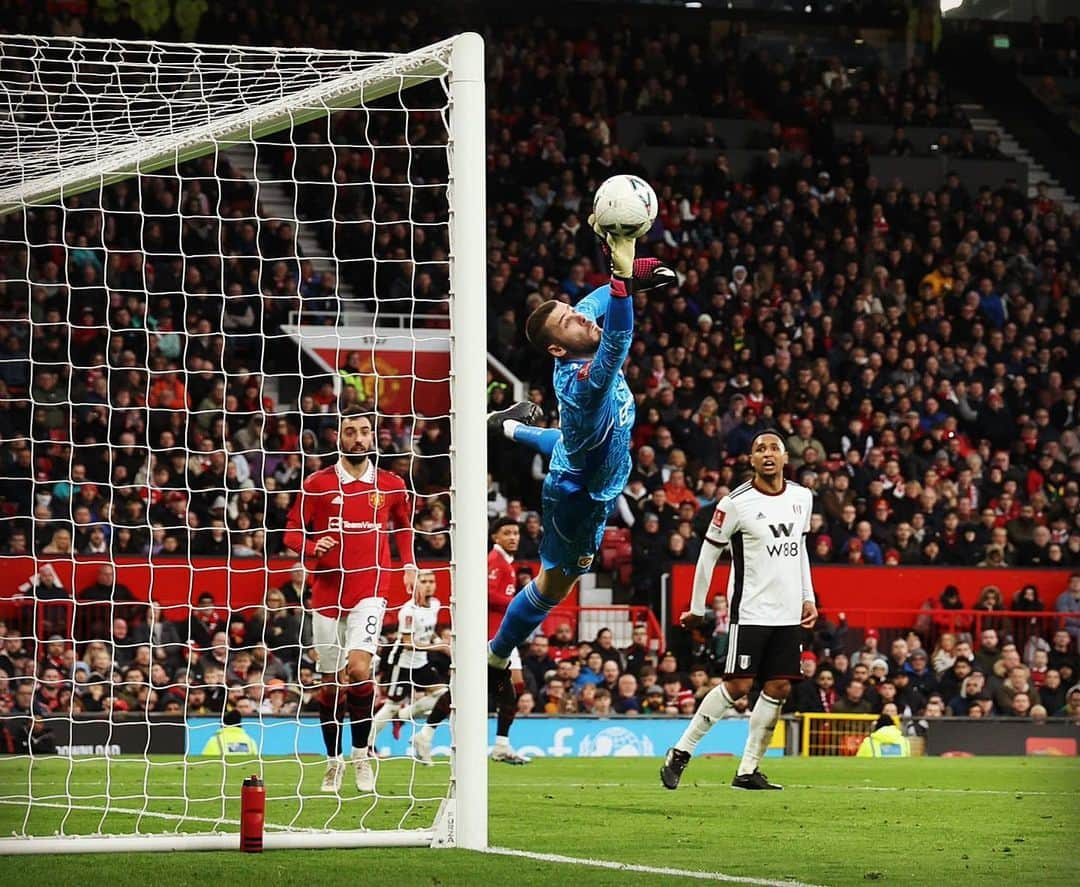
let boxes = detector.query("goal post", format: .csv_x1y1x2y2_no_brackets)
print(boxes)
445,31,489,854
0,31,487,853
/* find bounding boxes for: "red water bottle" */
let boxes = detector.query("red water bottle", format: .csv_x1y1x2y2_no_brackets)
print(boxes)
241,775,265,852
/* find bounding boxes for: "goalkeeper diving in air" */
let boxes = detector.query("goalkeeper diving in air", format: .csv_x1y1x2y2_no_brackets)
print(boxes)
486,216,672,676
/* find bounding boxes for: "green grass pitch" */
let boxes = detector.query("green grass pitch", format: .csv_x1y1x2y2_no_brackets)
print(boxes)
1,755,1077,885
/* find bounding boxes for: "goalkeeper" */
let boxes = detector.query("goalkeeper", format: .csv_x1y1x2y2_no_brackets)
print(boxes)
486,219,670,674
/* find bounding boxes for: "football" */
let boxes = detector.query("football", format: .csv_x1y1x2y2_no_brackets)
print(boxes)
592,174,658,239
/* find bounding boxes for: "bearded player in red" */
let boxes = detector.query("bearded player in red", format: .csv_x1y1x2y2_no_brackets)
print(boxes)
283,407,416,794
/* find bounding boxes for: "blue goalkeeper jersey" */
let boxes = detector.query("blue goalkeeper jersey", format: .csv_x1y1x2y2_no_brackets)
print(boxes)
548,284,635,502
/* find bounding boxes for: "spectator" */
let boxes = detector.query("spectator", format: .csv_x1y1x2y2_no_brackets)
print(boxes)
622,624,653,678
974,628,1001,674
833,679,874,715
612,673,641,714
972,586,1010,636
1048,631,1078,684
1056,574,1080,645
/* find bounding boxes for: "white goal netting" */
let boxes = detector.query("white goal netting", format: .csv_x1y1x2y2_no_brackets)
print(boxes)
0,32,486,851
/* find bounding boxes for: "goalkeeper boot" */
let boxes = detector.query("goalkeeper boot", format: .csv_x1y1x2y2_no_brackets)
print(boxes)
412,729,433,765
490,744,530,765
731,769,783,791
632,257,676,293
352,748,376,793
660,747,691,790
320,757,345,793
487,400,543,434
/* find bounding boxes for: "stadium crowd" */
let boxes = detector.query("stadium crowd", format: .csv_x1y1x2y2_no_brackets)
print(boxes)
0,3,1078,728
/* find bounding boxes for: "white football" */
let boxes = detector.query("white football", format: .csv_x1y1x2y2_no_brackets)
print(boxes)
592,174,658,239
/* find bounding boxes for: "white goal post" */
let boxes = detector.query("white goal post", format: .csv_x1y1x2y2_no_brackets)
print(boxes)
0,31,487,853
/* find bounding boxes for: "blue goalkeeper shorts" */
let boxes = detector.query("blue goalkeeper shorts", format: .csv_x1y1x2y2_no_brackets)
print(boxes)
539,472,617,576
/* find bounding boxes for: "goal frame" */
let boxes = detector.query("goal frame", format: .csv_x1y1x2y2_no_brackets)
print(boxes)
0,31,488,854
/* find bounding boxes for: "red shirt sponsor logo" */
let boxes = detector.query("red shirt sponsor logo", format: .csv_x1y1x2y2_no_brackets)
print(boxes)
283,465,414,618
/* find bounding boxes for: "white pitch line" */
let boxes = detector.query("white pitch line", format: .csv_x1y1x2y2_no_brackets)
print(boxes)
782,783,1069,797
0,798,318,832
496,782,1074,797
486,847,825,887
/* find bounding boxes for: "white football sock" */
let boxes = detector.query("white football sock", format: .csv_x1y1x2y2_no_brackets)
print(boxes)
494,735,510,748
401,691,440,722
736,693,783,776
502,418,522,439
369,701,399,744
675,683,735,753
418,723,435,741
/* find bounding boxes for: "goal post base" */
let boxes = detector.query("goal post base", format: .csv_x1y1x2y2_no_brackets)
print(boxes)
0,828,437,855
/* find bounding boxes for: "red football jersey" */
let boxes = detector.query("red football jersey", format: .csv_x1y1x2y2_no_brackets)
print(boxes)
283,461,414,618
487,545,516,637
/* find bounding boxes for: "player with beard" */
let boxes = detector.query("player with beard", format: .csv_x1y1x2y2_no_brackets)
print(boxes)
284,407,416,793
661,430,817,790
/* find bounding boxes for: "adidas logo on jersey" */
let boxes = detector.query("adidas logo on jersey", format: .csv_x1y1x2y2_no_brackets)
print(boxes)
756,512,766,519
331,495,343,505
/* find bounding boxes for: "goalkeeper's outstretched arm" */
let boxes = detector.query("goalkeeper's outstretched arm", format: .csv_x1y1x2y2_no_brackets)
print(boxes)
581,226,635,395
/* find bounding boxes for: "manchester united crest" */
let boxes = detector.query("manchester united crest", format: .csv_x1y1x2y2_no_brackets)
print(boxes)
368,491,386,509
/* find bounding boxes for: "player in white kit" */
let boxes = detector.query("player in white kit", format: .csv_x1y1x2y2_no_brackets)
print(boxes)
661,429,817,790
369,571,448,755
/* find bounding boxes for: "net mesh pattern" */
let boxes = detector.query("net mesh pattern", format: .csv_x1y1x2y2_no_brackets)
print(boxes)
0,34,462,841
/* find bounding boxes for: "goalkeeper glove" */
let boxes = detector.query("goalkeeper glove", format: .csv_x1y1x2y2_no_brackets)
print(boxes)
588,213,636,279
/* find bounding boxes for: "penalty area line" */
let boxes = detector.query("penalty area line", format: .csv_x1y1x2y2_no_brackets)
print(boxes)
486,846,824,886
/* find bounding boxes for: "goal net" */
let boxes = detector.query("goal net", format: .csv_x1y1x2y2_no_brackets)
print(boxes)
0,32,488,853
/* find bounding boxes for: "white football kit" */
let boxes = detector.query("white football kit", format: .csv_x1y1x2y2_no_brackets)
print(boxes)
386,597,442,701
391,598,440,669
693,480,815,624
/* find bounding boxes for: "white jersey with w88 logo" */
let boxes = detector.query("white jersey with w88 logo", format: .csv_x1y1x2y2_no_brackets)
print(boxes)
704,481,814,626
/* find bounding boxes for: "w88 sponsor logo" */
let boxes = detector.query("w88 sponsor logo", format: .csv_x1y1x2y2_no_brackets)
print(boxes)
766,522,799,557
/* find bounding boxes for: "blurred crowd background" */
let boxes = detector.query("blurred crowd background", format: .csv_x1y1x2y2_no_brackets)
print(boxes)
0,1,1077,730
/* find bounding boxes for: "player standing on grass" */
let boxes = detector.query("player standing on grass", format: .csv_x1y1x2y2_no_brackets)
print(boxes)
368,570,448,750
283,407,416,793
661,429,817,791
487,517,529,763
485,217,672,682
405,517,535,765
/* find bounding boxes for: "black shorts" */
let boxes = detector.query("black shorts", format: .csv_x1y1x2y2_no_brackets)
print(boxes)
723,624,803,682
385,662,442,702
